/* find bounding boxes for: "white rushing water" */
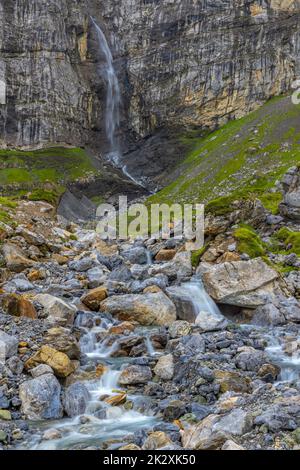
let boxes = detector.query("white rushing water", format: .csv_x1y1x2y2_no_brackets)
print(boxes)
91,16,121,164
91,17,147,188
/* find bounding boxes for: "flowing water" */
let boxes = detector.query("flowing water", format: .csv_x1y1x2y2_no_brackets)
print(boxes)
91,17,146,188
91,17,120,163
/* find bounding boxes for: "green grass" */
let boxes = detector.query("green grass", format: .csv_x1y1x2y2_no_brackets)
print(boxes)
191,245,208,267
28,188,64,205
0,197,17,209
0,147,99,199
148,95,300,211
275,227,300,256
234,225,266,258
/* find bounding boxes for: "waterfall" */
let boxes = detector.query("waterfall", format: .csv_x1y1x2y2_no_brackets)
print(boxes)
91,17,121,165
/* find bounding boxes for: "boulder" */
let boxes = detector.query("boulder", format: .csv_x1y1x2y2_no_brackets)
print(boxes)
235,348,267,372
34,294,76,325
252,303,285,326
155,249,177,262
86,267,108,289
214,408,253,436
25,345,75,378
199,259,279,307
69,256,95,272
149,252,192,280
118,365,152,385
2,294,37,319
63,382,90,417
16,227,47,246
30,364,54,378
2,243,35,272
154,354,174,380
143,432,172,450
100,292,176,326
81,287,108,311
43,327,80,359
19,373,63,420
214,370,251,394
181,414,228,450
0,331,18,361
122,246,148,265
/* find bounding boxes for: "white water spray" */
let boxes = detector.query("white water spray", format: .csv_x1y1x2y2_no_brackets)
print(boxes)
91,17,121,164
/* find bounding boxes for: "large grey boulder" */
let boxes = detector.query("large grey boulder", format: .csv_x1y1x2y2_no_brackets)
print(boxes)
119,365,152,385
198,258,279,308
19,374,63,420
63,382,90,417
100,291,176,326
34,294,76,326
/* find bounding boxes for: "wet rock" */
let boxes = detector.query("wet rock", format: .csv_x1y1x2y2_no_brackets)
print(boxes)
25,345,75,378
19,373,63,421
0,331,18,360
34,294,76,326
199,258,279,307
169,321,192,338
63,382,91,417
2,243,35,272
143,431,172,450
101,292,176,326
195,309,228,332
119,365,152,385
105,393,127,406
154,354,174,380
81,287,108,311
109,322,136,335
119,444,141,450
43,429,62,441
258,363,280,381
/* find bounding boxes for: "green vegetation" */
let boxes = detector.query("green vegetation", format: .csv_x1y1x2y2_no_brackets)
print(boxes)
148,95,300,212
0,147,99,200
234,225,266,258
275,227,300,256
28,188,63,205
191,245,208,267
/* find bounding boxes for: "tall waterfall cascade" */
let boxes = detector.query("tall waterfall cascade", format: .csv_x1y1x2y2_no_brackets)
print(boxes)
91,17,121,166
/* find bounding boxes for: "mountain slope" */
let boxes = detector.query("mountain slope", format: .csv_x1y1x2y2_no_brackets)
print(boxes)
148,95,300,212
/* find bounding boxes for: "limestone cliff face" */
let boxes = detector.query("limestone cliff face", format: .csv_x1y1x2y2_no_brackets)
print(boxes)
0,0,300,151
0,0,98,149
100,0,300,139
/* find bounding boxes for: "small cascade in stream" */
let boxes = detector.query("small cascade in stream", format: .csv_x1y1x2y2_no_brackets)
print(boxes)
20,311,158,450
265,332,300,384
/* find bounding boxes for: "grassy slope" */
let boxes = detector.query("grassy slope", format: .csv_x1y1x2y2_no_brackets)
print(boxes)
148,95,300,213
0,147,100,203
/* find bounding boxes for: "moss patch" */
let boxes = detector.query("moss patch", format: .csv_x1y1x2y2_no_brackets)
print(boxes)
275,227,300,255
234,225,266,258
